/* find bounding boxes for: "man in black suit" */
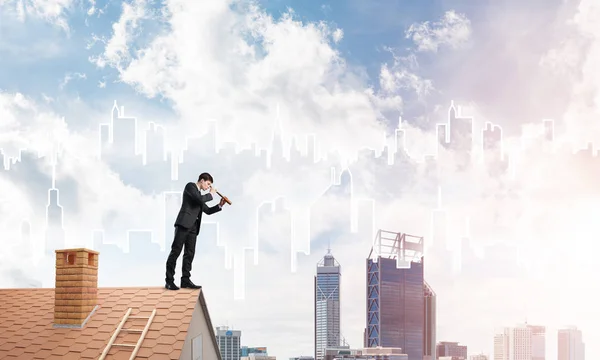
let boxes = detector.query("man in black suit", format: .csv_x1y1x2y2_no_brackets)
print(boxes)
165,172,227,290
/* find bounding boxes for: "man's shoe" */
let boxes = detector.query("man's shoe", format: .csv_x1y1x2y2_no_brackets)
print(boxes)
181,279,202,289
165,282,180,290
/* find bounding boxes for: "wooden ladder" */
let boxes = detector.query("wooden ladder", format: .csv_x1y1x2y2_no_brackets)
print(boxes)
98,308,157,360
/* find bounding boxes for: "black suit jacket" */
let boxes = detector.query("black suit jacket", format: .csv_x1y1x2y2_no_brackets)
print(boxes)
174,182,222,233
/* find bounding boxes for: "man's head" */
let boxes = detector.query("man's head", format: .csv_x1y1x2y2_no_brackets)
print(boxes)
197,172,214,191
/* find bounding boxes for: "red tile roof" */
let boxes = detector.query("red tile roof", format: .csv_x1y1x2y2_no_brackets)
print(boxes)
0,287,220,360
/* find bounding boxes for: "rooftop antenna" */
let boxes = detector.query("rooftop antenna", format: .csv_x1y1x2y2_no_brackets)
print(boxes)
327,239,331,254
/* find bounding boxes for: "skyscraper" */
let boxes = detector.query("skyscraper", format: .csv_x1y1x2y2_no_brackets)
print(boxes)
365,230,424,360
216,326,241,360
145,122,166,164
494,331,509,360
423,282,436,360
528,325,545,360
558,327,585,360
315,248,341,360
45,163,65,254
110,101,137,158
494,324,544,360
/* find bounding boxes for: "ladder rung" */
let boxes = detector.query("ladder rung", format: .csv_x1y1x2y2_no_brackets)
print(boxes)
121,328,144,333
99,308,157,360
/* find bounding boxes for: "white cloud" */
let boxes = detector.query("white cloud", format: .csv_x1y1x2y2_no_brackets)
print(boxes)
86,0,95,15
2,0,600,359
59,72,87,89
91,2,415,159
90,0,152,70
0,0,75,32
0,92,162,257
540,0,600,145
378,50,433,99
406,10,472,52
332,28,343,43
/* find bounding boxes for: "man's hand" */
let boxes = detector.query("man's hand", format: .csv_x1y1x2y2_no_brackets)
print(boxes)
219,197,227,207
210,186,217,194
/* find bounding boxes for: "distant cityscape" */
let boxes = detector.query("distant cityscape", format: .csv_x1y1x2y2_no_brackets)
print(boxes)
4,101,587,281
0,100,593,358
215,232,586,360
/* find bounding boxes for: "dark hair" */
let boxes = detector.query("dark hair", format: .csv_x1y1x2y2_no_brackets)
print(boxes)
198,172,214,183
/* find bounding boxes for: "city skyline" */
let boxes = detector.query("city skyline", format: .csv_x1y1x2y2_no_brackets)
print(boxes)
2,0,599,358
0,99,594,358
1,100,586,260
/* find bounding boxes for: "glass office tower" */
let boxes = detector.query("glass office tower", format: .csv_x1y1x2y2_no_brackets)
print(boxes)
314,249,341,360
366,230,424,360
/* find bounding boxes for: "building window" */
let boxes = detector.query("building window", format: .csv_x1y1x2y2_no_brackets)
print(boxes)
193,334,203,360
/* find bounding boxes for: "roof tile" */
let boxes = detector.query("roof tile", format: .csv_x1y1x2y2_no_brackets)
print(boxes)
153,344,173,355
5,346,26,357
135,347,154,358
157,335,177,346
162,326,180,336
0,342,15,351
0,287,202,360
33,348,53,359
51,345,71,356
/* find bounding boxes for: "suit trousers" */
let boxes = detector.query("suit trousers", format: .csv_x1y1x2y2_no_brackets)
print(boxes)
165,223,199,283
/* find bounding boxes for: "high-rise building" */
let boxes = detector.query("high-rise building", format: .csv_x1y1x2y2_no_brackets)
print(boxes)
437,102,473,168
494,331,509,360
216,326,241,360
423,282,436,360
436,341,467,359
145,122,166,164
558,327,585,360
110,101,137,158
45,163,65,254
365,230,425,360
528,325,545,360
315,249,341,360
508,325,531,360
494,324,544,360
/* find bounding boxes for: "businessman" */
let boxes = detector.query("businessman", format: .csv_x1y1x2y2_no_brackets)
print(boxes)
165,172,227,290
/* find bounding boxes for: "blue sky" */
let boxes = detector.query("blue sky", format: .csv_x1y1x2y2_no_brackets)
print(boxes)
1,0,599,358
0,0,559,131
0,0,568,133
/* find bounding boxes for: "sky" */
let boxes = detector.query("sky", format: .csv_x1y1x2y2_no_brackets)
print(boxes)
1,0,600,359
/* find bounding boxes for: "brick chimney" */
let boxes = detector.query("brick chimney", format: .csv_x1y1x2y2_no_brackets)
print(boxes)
54,248,99,327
